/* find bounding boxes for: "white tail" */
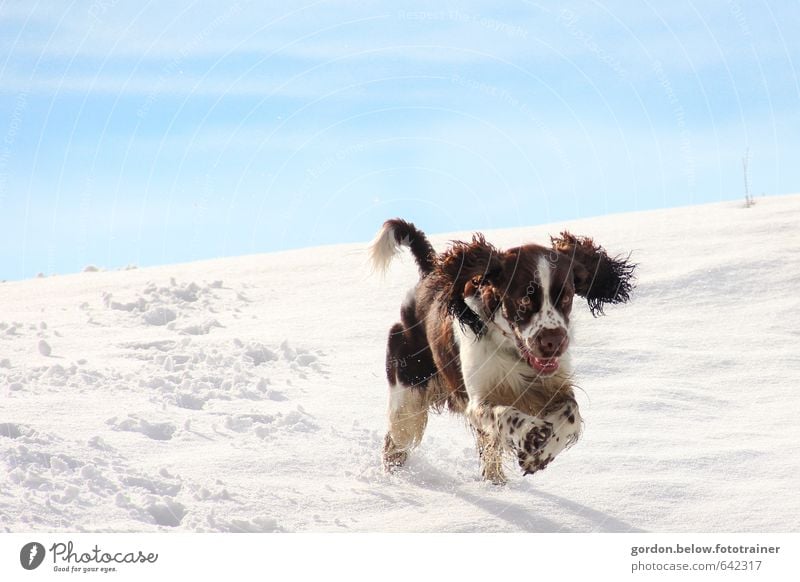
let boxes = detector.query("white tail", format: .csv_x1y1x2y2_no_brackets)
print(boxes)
368,218,435,277
368,222,402,274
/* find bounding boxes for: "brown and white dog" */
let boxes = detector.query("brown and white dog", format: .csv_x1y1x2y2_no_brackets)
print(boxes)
370,219,635,484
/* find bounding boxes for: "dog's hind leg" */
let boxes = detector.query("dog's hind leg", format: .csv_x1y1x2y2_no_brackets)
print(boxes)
382,319,435,471
383,383,429,471
382,292,438,471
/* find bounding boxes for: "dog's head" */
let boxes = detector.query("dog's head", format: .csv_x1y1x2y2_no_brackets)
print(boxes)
432,231,635,376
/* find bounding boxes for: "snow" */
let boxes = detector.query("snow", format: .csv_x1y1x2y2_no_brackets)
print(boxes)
1,195,799,532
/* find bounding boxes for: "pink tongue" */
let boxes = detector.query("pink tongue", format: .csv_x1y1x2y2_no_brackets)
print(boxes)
529,356,559,373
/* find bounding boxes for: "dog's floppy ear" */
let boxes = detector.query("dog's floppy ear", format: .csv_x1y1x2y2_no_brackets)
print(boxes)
551,231,636,316
432,234,503,335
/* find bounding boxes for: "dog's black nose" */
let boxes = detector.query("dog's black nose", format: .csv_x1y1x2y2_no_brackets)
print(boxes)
534,328,568,357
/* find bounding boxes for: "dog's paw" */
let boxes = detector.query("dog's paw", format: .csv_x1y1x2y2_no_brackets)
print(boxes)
522,421,552,453
517,453,553,475
502,415,554,475
517,414,581,475
382,433,408,472
383,449,408,472
523,401,582,474
517,439,554,476
481,464,507,486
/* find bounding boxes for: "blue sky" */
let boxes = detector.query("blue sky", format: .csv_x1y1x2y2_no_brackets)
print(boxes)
1,0,798,280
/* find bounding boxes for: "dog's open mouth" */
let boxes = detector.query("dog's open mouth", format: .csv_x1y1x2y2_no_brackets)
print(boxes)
529,355,559,374
516,341,560,375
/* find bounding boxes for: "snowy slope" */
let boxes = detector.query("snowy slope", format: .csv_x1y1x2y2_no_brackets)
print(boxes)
2,195,799,533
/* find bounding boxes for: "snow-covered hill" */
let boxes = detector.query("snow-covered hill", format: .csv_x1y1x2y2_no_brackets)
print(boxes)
2,195,799,532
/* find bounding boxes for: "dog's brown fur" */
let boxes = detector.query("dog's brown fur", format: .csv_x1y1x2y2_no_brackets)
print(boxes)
373,218,635,482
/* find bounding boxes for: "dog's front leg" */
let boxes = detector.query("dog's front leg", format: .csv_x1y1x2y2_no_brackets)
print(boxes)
475,428,506,485
467,401,555,478
535,398,582,470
